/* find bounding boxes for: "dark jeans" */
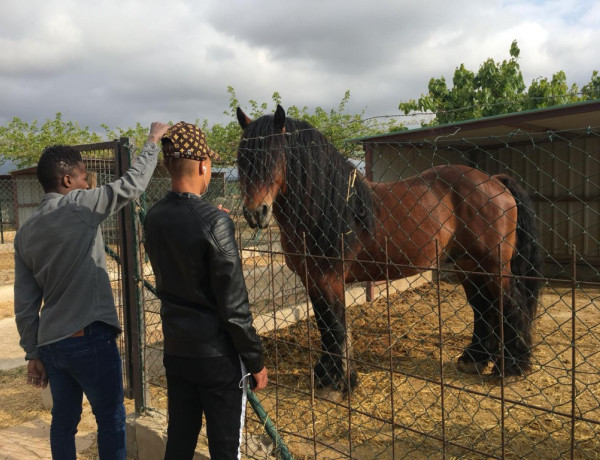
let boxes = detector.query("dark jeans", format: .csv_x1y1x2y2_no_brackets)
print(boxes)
38,321,126,460
164,353,245,460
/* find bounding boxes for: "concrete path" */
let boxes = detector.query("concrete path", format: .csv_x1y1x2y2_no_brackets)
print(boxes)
0,419,94,460
0,284,23,371
0,316,24,371
0,283,96,459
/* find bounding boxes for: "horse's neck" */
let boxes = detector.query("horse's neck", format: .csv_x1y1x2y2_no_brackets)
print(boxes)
272,210,304,250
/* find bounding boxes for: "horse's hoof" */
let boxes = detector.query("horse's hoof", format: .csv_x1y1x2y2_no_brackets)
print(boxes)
315,387,345,403
456,359,489,374
491,361,531,380
313,362,358,393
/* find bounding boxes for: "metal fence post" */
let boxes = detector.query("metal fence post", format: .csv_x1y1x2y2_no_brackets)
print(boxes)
117,137,145,410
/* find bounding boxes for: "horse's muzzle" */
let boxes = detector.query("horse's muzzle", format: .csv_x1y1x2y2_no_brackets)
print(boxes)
243,204,272,229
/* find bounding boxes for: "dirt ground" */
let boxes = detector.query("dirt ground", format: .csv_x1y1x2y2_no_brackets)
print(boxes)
0,299,13,320
3,225,599,459
246,279,600,459
141,275,600,459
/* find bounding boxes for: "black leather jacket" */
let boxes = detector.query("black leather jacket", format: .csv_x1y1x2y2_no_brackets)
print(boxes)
143,191,264,374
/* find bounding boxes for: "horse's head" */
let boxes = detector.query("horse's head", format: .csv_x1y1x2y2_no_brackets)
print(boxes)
236,104,287,229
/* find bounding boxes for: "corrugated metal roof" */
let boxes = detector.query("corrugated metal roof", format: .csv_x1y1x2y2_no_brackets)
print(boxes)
355,100,600,148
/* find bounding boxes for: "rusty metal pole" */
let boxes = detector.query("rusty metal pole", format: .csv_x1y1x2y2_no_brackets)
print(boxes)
117,137,144,410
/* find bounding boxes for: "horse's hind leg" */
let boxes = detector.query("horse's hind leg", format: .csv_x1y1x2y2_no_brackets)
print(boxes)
492,281,534,377
457,276,498,374
465,276,533,378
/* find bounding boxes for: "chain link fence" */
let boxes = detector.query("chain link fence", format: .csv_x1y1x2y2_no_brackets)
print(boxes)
142,121,600,459
3,119,599,458
0,176,17,285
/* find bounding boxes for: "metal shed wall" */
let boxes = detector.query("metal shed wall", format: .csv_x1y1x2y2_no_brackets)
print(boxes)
11,171,44,229
360,102,600,280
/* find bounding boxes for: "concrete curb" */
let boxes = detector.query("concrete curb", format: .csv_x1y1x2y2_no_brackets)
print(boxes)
252,271,432,333
126,413,210,460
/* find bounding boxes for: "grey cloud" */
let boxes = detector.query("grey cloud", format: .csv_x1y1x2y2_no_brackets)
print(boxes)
0,0,598,135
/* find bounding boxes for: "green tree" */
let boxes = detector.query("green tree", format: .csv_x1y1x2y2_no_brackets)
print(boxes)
0,88,402,169
204,87,402,163
581,70,600,100
100,122,177,155
0,113,102,169
522,70,581,110
399,40,599,126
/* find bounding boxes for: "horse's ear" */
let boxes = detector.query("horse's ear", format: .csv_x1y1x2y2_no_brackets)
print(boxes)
273,104,286,133
237,107,251,129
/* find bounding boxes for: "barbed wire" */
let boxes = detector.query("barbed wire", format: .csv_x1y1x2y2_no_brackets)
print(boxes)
363,92,600,126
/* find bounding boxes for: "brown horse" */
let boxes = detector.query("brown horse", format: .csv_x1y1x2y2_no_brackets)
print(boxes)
237,105,541,392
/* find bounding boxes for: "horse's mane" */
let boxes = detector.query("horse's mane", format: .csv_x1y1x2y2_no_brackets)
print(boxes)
239,114,375,257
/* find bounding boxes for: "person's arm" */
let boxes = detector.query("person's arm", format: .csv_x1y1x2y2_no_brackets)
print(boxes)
74,122,170,225
13,238,44,361
209,214,266,375
15,235,50,389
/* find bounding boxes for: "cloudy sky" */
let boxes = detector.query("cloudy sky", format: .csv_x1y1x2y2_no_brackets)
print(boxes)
1,0,599,134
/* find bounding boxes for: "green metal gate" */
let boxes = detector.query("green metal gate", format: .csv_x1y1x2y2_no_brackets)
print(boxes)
73,137,143,403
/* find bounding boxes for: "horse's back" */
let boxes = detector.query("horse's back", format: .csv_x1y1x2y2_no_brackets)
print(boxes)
360,164,518,278
378,164,515,213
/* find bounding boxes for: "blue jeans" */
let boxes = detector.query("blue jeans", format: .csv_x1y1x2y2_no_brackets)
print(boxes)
38,321,126,460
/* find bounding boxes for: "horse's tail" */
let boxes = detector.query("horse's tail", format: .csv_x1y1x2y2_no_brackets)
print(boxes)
495,174,542,317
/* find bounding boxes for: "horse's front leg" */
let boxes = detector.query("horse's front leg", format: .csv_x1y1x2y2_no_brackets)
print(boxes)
309,281,357,393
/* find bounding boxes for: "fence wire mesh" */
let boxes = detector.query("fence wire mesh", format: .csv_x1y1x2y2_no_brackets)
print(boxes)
134,122,600,459
5,122,598,459
0,176,17,285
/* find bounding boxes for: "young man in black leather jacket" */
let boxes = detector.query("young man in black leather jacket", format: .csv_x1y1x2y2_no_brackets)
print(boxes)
144,122,268,460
